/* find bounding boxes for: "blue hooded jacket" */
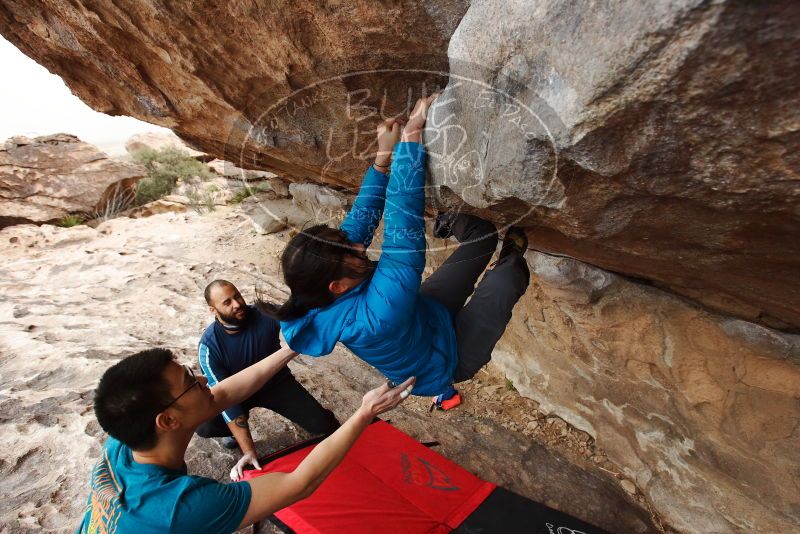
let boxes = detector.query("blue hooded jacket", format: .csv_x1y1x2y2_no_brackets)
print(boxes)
281,142,458,396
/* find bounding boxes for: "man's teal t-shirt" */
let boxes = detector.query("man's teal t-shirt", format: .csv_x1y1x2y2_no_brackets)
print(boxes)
77,437,251,533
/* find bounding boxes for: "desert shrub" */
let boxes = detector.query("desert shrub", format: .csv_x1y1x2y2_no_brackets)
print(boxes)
133,147,213,205
184,185,217,214
57,214,84,227
93,181,137,221
505,377,517,392
230,184,268,204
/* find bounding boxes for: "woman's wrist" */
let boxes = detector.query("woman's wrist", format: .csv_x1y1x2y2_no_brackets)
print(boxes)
401,130,422,144
373,155,391,173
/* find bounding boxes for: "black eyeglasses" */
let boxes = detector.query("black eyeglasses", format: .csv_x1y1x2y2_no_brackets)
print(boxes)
162,365,202,410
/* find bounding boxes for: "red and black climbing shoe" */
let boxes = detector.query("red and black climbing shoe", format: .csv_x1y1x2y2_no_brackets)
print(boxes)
498,226,528,262
430,387,462,411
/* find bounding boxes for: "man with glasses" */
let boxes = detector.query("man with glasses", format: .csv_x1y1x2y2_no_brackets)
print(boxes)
198,279,339,480
78,347,414,533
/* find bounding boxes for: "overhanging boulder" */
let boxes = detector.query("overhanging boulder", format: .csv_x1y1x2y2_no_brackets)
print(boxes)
0,1,796,329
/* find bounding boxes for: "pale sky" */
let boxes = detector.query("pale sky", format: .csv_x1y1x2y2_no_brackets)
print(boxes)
0,35,170,156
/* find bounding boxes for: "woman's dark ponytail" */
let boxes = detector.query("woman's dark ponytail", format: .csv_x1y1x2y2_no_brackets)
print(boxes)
256,294,309,322
257,224,357,321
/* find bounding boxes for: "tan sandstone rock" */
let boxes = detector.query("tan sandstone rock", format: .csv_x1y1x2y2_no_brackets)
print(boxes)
206,159,275,181
486,250,800,533
118,195,190,218
0,134,146,227
288,183,350,227
267,177,291,198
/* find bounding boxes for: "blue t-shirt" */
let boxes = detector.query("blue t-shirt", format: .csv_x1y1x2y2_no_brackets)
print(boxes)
77,437,251,533
198,305,282,422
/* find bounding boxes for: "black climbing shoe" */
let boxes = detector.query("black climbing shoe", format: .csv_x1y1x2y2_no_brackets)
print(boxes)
433,211,457,239
498,226,528,262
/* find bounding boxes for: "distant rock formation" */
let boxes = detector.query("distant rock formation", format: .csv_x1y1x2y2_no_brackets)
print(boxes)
206,159,275,181
124,131,205,157
0,134,145,227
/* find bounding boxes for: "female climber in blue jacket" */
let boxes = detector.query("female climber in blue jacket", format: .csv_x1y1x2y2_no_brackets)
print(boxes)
259,94,530,409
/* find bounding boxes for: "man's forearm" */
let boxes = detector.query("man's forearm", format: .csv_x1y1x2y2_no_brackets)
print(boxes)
288,406,373,498
239,378,413,528
237,406,372,527
212,346,297,410
228,415,257,455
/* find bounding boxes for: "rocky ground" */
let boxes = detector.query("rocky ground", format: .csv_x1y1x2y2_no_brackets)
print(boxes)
0,202,659,533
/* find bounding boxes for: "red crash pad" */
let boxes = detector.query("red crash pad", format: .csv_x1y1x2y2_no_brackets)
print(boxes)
242,421,496,534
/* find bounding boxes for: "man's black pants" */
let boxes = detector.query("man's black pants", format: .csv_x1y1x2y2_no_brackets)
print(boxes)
195,369,339,438
420,213,530,383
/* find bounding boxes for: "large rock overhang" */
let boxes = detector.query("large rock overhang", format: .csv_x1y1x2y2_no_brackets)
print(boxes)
0,0,797,332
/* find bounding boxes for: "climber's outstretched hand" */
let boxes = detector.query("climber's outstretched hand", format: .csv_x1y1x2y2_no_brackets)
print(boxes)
401,93,439,144
375,118,402,171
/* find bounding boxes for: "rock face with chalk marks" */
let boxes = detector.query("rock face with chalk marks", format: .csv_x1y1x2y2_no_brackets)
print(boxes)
428,0,800,331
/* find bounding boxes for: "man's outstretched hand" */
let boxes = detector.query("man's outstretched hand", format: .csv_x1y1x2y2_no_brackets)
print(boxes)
359,376,416,417
231,377,413,483
230,451,262,482
401,93,439,144
236,375,417,530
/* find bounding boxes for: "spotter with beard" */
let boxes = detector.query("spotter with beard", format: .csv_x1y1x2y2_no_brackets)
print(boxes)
197,280,339,480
